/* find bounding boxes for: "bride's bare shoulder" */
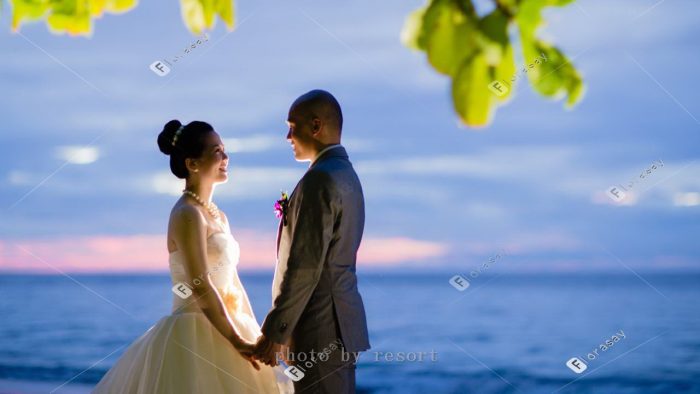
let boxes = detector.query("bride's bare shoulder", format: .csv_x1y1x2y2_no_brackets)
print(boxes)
219,210,230,226
170,202,206,228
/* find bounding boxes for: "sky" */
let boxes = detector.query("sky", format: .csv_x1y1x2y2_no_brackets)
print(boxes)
0,0,698,273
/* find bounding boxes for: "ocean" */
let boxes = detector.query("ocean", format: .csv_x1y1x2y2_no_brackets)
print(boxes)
0,272,698,393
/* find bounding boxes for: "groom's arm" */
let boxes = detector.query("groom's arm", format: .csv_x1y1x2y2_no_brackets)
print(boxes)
261,170,338,344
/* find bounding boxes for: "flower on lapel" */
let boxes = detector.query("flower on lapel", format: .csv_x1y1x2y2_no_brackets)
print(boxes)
274,191,289,226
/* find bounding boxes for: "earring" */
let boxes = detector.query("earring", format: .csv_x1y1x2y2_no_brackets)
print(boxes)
194,169,199,173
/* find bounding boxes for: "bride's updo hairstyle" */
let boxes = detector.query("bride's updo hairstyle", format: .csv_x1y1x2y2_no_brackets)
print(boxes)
157,119,214,179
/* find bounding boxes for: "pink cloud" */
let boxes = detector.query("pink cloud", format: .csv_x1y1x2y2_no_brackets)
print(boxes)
357,237,449,266
0,235,167,273
0,232,450,273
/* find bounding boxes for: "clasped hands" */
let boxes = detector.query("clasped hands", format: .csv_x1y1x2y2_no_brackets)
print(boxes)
236,334,286,370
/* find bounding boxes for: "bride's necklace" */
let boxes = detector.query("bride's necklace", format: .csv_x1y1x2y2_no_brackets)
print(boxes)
182,189,221,221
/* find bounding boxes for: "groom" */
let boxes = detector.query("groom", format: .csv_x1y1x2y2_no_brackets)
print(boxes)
254,90,370,393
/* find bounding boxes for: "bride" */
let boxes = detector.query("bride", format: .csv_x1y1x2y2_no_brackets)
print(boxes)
93,120,293,393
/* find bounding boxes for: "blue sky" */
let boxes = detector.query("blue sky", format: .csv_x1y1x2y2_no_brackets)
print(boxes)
0,0,698,273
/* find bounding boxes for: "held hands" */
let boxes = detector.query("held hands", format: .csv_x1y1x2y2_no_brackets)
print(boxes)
235,341,261,371
252,335,284,367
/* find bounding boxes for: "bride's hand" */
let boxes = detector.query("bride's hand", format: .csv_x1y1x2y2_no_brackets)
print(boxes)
236,342,261,371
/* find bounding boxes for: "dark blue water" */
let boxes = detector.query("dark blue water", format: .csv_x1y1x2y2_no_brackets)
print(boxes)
0,272,698,393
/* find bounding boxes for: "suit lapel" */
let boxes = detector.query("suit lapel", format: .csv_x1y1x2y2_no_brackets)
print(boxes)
275,145,348,257
275,219,284,255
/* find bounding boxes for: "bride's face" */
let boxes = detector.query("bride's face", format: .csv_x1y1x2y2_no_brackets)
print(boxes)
190,131,229,184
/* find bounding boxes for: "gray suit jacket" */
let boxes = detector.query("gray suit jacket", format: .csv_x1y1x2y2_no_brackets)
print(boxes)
261,145,371,353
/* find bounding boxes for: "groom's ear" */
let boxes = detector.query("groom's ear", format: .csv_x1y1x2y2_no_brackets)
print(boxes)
311,117,322,135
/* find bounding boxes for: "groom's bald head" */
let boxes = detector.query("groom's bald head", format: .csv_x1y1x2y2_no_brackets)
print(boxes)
286,89,343,161
290,89,343,139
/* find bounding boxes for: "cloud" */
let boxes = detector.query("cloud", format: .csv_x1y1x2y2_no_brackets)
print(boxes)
54,146,99,164
356,149,699,209
7,170,34,186
357,237,449,266
354,145,579,179
0,235,166,273
0,232,449,272
590,160,699,207
674,192,700,207
447,231,586,260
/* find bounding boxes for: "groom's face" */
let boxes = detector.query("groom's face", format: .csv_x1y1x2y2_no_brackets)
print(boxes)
286,105,317,161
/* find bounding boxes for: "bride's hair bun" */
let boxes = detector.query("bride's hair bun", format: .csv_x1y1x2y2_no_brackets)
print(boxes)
157,119,183,156
157,119,215,179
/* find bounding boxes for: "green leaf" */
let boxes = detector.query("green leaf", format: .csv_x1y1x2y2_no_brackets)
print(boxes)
216,0,234,30
400,4,428,50
425,0,479,76
516,0,584,107
452,51,496,127
47,12,91,36
10,0,50,32
565,69,585,107
180,0,234,35
524,40,584,106
401,0,586,128
479,8,509,49
547,0,576,6
492,42,516,102
478,8,511,66
10,0,137,36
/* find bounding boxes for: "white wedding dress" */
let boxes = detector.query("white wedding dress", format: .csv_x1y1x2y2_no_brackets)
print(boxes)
93,227,293,394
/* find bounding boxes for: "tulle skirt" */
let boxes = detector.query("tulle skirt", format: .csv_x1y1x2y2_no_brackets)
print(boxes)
93,312,293,394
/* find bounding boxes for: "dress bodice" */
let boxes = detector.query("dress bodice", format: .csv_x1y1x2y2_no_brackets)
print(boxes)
168,231,243,314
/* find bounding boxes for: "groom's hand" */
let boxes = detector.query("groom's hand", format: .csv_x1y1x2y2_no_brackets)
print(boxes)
253,335,283,367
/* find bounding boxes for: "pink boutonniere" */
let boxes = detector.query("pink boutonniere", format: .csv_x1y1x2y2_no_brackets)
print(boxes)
274,191,289,226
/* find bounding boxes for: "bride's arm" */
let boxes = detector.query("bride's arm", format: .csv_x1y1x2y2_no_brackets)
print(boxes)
172,205,252,350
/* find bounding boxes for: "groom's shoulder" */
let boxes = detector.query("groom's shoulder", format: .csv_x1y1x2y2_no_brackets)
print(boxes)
302,164,350,195
301,166,335,187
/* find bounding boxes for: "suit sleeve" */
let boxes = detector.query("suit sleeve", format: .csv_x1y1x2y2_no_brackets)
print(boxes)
261,170,338,344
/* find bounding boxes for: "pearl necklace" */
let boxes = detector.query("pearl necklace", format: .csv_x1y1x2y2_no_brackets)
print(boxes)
182,189,221,221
